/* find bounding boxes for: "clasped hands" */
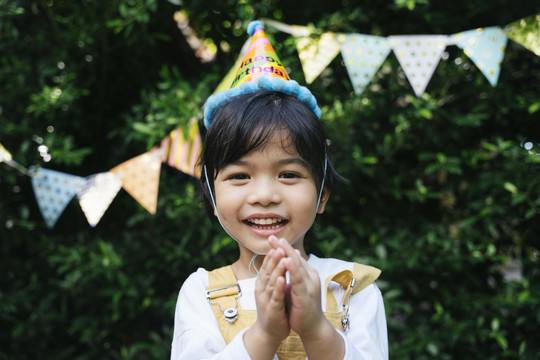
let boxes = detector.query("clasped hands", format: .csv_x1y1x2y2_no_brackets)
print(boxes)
252,235,326,345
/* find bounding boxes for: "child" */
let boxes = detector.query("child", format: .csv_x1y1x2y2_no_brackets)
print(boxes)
171,21,388,360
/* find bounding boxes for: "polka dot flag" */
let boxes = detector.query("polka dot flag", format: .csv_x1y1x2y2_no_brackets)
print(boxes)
296,32,341,84
110,151,162,214
505,13,540,57
338,33,391,95
30,167,87,228
452,27,508,87
388,35,448,96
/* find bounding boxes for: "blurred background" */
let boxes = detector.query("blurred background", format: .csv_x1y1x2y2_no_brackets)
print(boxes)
1,0,539,359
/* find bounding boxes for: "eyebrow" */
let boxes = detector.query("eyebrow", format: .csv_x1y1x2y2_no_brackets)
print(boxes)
277,157,310,169
227,157,310,169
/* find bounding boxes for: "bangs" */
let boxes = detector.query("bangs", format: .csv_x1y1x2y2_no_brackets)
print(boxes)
205,91,325,182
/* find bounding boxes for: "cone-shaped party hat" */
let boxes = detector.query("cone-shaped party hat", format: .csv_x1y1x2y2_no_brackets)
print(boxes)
204,20,320,128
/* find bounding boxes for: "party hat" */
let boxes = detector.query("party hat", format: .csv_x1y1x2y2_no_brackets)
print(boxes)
204,20,320,128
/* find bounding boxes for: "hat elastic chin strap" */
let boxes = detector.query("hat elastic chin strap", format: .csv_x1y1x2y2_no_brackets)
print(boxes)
203,152,327,277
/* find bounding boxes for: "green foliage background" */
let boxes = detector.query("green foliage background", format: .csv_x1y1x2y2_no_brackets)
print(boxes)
1,0,539,359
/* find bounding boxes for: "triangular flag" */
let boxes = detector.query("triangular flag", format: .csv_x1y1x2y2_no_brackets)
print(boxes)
296,32,341,84
389,35,448,96
338,33,391,95
452,27,508,87
0,142,12,162
110,151,162,214
505,13,540,57
77,172,122,227
30,167,87,228
161,119,202,178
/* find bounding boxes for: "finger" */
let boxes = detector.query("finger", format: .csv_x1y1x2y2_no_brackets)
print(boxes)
277,239,308,282
271,275,287,306
267,257,288,290
256,249,278,292
258,249,286,290
266,259,288,309
268,235,281,251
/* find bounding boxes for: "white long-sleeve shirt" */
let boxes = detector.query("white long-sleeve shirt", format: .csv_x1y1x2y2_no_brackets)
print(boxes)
171,255,388,359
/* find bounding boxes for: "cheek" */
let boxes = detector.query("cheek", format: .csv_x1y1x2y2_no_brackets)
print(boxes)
293,187,319,208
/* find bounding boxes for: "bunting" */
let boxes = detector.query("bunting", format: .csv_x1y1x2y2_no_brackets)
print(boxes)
2,121,201,228
3,13,540,229
110,150,162,214
295,32,341,84
77,172,123,227
452,27,508,86
30,167,86,228
388,35,448,96
338,34,391,95
505,13,540,57
256,14,539,95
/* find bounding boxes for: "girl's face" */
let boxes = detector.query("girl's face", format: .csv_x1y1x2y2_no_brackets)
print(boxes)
213,131,328,256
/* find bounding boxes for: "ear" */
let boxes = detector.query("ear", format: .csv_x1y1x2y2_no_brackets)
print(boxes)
317,186,330,214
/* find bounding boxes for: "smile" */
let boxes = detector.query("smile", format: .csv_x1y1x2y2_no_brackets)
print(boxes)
245,217,287,229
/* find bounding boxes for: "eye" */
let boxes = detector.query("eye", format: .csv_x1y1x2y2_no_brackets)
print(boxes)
227,173,250,181
280,172,302,179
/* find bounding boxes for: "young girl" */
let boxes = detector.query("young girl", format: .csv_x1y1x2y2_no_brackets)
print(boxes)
171,21,387,360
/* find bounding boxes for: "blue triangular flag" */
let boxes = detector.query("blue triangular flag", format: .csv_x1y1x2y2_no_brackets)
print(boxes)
452,26,508,86
31,167,86,228
338,34,391,95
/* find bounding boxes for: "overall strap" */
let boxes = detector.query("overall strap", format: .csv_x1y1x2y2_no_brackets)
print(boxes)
207,265,257,344
324,263,381,325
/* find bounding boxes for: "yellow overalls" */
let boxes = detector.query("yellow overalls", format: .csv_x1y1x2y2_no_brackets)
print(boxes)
207,263,381,360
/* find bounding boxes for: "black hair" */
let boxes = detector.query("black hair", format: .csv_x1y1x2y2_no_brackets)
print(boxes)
200,90,343,216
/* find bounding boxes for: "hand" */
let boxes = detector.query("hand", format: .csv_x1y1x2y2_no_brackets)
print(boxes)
244,246,290,358
268,236,345,360
268,236,325,338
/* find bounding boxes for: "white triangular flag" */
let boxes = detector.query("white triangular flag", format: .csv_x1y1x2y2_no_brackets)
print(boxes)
389,35,448,96
77,172,122,227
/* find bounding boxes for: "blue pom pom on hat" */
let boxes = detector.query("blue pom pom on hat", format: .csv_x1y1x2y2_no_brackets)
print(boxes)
203,20,320,128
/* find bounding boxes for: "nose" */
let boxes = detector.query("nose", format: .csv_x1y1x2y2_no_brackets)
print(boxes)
247,177,281,206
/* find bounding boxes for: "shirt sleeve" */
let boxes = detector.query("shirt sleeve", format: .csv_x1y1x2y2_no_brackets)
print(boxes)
340,282,388,360
170,270,254,360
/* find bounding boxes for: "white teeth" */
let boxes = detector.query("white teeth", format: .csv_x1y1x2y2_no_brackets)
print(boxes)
249,218,281,225
249,218,279,225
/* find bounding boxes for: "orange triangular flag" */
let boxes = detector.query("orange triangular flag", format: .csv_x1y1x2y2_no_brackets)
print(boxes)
110,151,162,214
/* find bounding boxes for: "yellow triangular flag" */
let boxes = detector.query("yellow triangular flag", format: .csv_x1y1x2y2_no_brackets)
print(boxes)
295,32,341,84
110,151,162,214
0,142,12,162
505,13,540,57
